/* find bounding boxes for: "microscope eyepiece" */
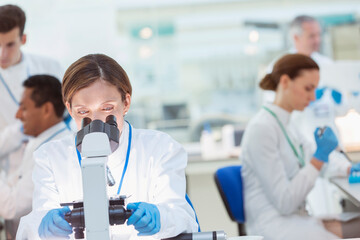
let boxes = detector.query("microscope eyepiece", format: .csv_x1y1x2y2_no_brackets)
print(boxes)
105,115,117,128
76,115,119,154
81,117,92,128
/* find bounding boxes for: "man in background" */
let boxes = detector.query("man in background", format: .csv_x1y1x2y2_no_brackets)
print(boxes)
0,4,63,130
265,15,333,89
288,15,332,65
0,75,71,239
0,4,65,174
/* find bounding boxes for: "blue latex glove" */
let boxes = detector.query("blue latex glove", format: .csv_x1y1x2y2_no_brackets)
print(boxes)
126,202,161,236
313,127,338,163
351,162,360,174
331,89,342,104
38,207,73,239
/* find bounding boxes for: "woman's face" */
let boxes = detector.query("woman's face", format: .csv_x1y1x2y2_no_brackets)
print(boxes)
285,69,319,111
66,79,131,131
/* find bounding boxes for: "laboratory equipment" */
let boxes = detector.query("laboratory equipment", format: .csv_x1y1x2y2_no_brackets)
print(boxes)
349,171,360,184
60,115,132,239
317,126,327,137
61,196,132,239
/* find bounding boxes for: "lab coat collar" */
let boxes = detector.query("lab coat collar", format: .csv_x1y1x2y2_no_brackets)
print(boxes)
27,121,68,152
36,121,67,139
264,103,291,125
119,121,129,149
35,121,67,141
108,121,129,167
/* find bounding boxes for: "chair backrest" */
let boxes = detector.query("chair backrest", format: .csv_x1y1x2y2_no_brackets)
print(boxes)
214,165,245,224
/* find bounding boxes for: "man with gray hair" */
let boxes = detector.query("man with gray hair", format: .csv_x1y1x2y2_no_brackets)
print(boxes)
264,15,335,105
289,15,332,65
266,15,332,73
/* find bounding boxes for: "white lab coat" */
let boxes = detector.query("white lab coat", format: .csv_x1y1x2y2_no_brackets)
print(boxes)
241,104,339,240
0,52,64,180
0,121,27,176
263,51,349,216
0,52,63,131
17,122,198,240
0,121,71,238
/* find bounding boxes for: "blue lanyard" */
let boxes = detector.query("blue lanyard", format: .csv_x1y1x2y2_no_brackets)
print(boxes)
263,106,305,168
35,127,67,151
0,73,20,105
0,58,31,106
76,121,132,195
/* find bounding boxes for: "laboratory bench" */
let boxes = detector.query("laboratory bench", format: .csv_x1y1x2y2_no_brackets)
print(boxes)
330,150,360,207
331,177,360,207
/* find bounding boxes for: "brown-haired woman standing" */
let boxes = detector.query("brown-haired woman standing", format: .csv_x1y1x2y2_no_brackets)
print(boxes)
17,54,198,239
241,54,340,240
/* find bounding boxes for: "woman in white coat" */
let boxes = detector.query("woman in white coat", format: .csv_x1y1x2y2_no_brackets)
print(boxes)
241,54,341,240
17,54,198,239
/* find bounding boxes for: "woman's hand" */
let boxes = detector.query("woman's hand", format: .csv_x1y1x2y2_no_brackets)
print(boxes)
126,202,161,236
313,126,338,163
38,207,73,239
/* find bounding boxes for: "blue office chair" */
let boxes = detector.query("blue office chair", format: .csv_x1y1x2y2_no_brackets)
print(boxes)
214,165,246,236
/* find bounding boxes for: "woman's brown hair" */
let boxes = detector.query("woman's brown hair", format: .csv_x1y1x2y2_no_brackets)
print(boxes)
259,53,319,91
62,54,132,106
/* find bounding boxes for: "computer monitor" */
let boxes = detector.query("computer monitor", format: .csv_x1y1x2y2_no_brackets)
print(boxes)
320,60,360,93
162,103,189,120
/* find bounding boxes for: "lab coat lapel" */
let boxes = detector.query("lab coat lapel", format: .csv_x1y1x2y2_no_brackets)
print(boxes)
108,121,128,169
265,103,291,127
